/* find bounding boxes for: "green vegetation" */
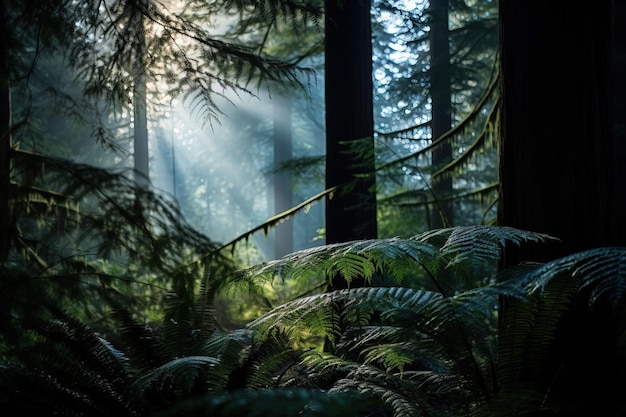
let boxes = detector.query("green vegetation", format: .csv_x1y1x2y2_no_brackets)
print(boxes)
3,226,626,416
2,0,625,416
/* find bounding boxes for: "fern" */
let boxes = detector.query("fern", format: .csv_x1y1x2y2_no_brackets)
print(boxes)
3,310,140,416
417,225,556,272
248,290,341,344
237,330,301,388
239,226,554,295
522,247,626,308
132,355,224,394
4,226,626,416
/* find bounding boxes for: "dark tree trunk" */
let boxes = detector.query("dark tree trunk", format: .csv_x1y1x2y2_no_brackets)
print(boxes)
498,3,623,415
0,79,11,262
498,2,615,263
611,0,626,233
273,93,293,259
324,0,377,252
0,2,11,261
429,0,453,229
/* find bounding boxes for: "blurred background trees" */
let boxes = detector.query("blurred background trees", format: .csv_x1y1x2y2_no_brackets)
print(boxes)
0,0,501,353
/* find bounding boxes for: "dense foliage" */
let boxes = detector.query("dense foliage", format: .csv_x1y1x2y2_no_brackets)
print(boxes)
2,1,624,416
2,226,626,416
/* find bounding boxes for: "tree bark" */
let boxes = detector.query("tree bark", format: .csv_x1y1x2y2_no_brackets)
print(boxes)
498,3,621,415
0,78,11,262
611,0,626,236
499,2,615,263
0,1,12,261
429,0,453,228
324,0,377,251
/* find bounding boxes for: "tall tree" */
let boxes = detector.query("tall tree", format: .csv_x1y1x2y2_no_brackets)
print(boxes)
132,2,150,189
498,2,625,415
429,0,453,228
325,0,378,251
0,1,74,262
0,40,10,262
498,1,616,262
611,0,626,231
273,93,294,258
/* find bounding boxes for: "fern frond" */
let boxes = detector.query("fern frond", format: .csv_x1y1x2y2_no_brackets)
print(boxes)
0,365,124,417
241,330,301,388
498,271,577,386
569,247,626,306
132,355,223,395
239,226,554,295
524,272,576,374
2,310,138,416
247,291,341,344
519,247,626,308
204,328,253,361
241,237,440,287
195,268,224,336
332,363,456,417
335,378,418,417
33,309,131,386
339,325,412,354
110,308,164,373
416,226,556,271
361,342,416,373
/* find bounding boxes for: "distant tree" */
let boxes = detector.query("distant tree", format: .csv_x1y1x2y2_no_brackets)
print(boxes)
429,0,453,227
373,0,499,235
131,2,150,188
0,0,324,344
0,1,75,261
273,93,294,258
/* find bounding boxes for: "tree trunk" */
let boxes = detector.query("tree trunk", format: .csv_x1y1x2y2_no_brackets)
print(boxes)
0,1,11,261
498,2,615,263
273,93,294,259
498,3,621,415
133,5,149,189
324,0,377,252
429,0,453,229
0,78,11,262
611,0,626,234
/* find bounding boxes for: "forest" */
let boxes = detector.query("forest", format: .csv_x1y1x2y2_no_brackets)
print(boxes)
1,0,626,416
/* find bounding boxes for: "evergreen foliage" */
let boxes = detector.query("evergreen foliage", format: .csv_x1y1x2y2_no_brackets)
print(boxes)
2,148,236,351
373,0,500,234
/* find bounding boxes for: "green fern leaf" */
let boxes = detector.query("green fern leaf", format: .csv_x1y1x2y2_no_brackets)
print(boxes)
571,247,626,306
418,226,555,271
132,355,223,395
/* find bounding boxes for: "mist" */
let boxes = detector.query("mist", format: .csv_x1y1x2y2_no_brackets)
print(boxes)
149,83,326,261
